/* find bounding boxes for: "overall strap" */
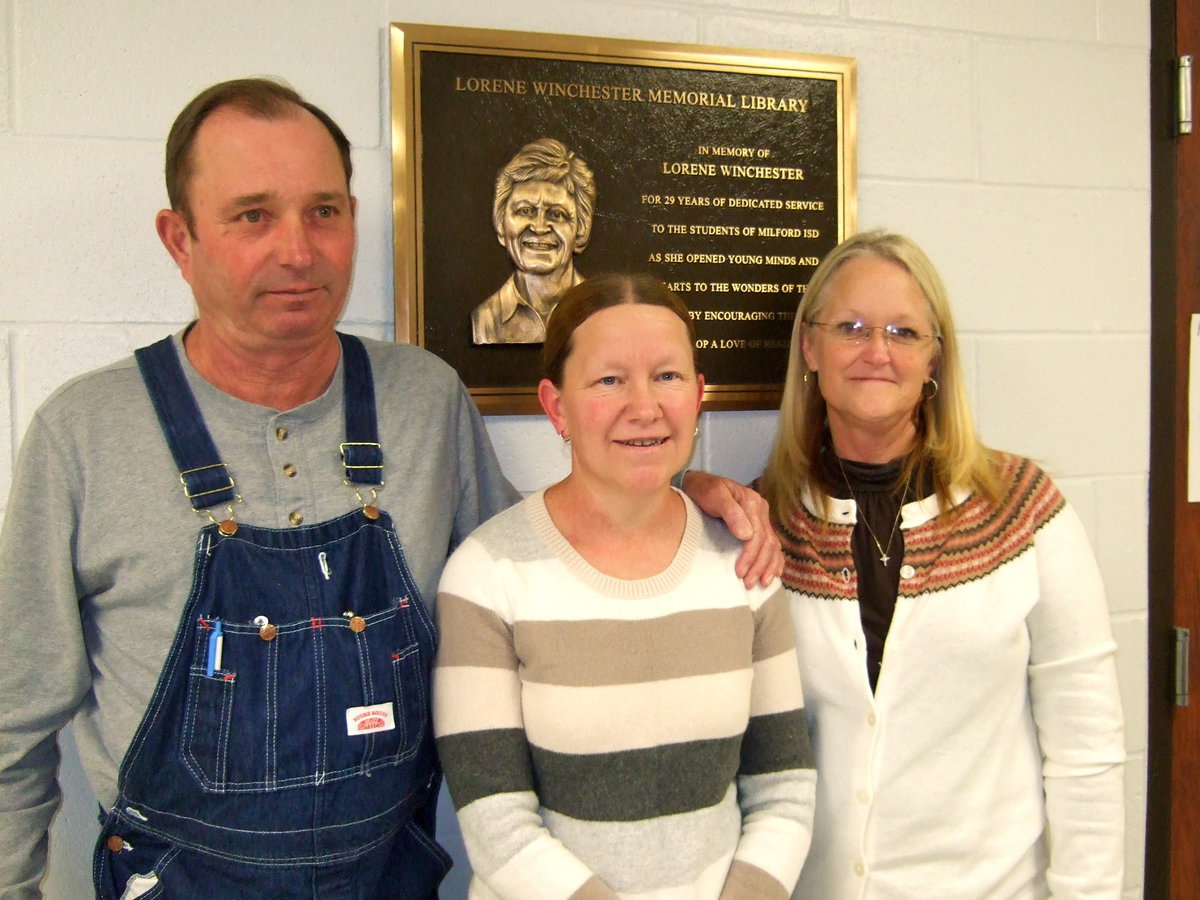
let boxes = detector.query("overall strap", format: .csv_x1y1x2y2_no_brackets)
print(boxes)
134,336,236,511
337,333,383,487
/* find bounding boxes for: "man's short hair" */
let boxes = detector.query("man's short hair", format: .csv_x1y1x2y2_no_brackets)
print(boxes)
165,77,353,232
492,138,597,252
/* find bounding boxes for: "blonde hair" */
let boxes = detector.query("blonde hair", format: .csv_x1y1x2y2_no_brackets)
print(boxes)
761,229,999,522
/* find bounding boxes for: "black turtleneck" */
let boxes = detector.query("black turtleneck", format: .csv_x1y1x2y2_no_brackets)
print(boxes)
822,450,920,693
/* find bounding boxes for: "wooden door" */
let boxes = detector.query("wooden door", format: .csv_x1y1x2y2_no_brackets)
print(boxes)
1149,0,1200,895
1172,0,1200,890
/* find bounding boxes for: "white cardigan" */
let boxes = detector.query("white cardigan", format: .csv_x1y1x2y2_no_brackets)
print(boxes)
777,454,1125,899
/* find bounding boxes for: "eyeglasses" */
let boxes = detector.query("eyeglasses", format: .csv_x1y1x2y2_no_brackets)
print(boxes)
807,320,939,349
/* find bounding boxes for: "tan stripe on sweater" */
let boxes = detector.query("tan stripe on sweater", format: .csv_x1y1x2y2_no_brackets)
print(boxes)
513,606,754,687
436,591,516,670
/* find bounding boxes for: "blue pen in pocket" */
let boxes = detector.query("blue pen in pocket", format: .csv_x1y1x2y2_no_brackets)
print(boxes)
206,619,223,676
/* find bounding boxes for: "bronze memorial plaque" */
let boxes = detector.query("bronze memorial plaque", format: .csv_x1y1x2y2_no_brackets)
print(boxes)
390,24,856,413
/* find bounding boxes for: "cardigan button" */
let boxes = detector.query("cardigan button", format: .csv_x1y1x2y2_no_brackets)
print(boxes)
900,564,915,579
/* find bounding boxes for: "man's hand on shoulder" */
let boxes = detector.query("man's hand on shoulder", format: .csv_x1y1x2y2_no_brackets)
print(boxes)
681,470,783,589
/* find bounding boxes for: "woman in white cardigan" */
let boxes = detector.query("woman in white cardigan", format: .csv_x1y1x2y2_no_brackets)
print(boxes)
757,229,1125,898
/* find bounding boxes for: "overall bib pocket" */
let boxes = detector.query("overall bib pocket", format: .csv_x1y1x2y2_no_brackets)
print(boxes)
180,548,434,793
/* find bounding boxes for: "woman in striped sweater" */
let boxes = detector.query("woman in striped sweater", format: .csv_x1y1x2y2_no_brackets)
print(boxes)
433,273,816,899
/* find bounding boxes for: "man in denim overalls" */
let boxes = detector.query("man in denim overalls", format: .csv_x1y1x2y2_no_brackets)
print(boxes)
0,79,781,899
0,78,523,899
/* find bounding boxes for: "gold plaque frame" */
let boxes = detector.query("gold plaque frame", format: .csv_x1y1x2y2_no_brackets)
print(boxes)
390,23,856,414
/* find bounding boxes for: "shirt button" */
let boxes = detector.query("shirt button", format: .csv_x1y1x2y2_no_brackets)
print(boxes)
853,861,865,877
288,510,304,526
276,427,288,441
867,713,877,727
857,789,870,804
900,564,915,579
282,463,297,478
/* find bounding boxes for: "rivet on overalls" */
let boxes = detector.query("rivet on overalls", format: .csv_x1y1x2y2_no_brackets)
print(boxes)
349,616,366,633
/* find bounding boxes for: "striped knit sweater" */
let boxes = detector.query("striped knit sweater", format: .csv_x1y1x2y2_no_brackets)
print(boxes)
434,489,816,899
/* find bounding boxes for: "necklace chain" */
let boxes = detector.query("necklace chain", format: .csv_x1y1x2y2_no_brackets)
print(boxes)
835,456,910,566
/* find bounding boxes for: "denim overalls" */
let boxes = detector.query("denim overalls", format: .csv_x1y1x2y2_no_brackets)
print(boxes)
92,334,448,899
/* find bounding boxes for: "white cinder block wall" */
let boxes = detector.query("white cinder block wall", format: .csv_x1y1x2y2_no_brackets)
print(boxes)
0,1,1150,897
